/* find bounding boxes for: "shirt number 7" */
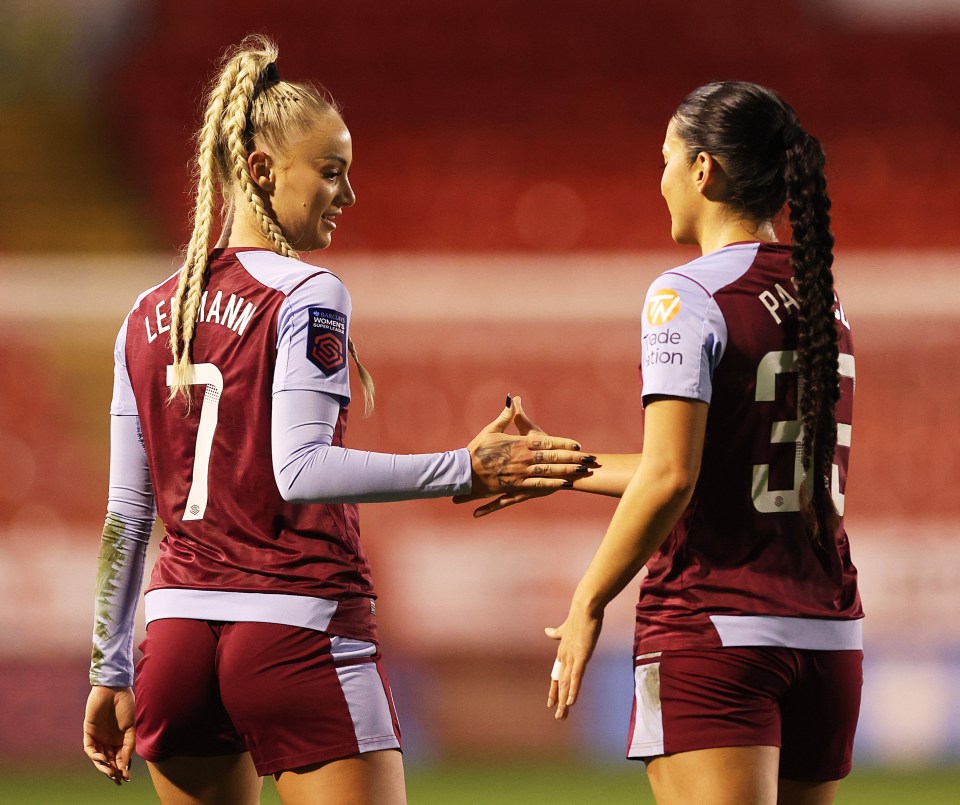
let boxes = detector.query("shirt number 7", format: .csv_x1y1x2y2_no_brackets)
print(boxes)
165,363,224,521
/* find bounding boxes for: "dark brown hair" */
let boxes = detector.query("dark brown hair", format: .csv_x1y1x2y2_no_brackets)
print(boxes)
673,81,840,541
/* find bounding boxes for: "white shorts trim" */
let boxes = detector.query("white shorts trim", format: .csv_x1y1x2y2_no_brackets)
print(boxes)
329,635,377,662
144,588,338,632
337,660,400,753
627,652,664,758
709,615,863,650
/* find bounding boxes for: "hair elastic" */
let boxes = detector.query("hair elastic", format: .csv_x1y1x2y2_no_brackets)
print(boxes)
262,62,282,84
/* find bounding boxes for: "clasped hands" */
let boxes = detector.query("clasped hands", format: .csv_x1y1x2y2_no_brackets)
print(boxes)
459,395,594,516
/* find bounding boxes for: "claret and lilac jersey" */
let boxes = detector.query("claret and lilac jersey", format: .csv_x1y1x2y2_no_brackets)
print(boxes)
112,248,377,643
636,242,861,654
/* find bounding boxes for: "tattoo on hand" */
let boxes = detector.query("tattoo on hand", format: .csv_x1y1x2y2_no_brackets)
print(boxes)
476,439,514,486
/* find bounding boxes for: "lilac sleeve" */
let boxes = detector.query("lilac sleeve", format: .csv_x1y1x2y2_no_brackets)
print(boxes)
90,322,156,687
91,414,156,686
640,272,727,404
272,388,472,503
90,416,156,687
273,272,352,400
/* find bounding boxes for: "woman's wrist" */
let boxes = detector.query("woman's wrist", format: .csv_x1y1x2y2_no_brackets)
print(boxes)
570,587,608,619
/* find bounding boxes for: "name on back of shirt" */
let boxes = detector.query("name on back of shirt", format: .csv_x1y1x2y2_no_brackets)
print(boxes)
144,291,258,343
758,278,850,331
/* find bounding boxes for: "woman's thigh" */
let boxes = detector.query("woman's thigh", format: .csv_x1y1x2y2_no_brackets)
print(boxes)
777,778,841,805
274,748,406,805
146,752,262,805
647,745,780,805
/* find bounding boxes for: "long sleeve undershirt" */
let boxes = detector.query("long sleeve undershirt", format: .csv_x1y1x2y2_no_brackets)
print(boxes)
272,388,472,503
90,415,155,688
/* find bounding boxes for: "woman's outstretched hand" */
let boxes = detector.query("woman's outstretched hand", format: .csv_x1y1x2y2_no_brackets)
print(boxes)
461,396,592,501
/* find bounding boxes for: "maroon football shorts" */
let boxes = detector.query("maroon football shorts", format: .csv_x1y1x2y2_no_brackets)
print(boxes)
627,646,862,782
134,619,401,775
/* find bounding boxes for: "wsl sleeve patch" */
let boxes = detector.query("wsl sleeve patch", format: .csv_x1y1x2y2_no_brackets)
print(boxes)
307,307,347,375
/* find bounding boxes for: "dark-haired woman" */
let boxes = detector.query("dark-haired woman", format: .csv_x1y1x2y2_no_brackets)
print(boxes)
523,81,861,804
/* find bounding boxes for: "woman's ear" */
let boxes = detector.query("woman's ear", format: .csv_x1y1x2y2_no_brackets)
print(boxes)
693,151,726,200
247,150,275,192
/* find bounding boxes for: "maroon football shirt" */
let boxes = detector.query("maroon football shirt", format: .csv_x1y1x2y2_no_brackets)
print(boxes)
115,248,376,642
636,243,861,653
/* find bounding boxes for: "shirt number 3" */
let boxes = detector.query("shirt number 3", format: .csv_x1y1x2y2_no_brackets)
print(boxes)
752,350,855,516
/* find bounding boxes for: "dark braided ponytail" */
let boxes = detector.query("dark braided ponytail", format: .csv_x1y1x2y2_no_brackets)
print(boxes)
784,126,840,542
672,81,841,542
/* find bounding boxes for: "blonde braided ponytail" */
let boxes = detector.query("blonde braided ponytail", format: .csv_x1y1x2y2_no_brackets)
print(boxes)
167,34,374,415
166,48,247,404
221,46,292,258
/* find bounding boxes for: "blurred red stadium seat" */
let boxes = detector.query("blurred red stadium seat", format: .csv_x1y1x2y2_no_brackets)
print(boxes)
101,0,960,252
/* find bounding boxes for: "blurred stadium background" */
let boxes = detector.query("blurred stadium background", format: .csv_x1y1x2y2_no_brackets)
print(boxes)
2,1,959,802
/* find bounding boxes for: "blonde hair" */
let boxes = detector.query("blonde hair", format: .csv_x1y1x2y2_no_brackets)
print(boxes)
168,34,375,415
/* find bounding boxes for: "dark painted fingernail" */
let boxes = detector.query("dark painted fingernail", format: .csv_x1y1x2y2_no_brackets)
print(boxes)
505,394,512,408
562,480,574,488
575,465,589,473
580,456,596,465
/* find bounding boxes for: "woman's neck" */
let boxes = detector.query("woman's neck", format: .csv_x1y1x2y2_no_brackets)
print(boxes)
697,216,777,256
216,200,274,249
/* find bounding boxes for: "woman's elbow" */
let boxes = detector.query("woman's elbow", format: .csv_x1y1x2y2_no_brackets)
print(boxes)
274,472,344,504
651,463,700,503
273,467,306,503
280,489,309,504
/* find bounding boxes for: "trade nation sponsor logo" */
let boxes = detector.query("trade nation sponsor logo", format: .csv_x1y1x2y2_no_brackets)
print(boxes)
646,289,681,326
643,328,683,366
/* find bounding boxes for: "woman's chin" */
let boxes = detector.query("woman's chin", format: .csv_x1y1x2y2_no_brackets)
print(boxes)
293,234,332,253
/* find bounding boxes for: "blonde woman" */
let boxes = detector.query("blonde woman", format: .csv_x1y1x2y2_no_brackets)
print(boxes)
82,36,588,805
